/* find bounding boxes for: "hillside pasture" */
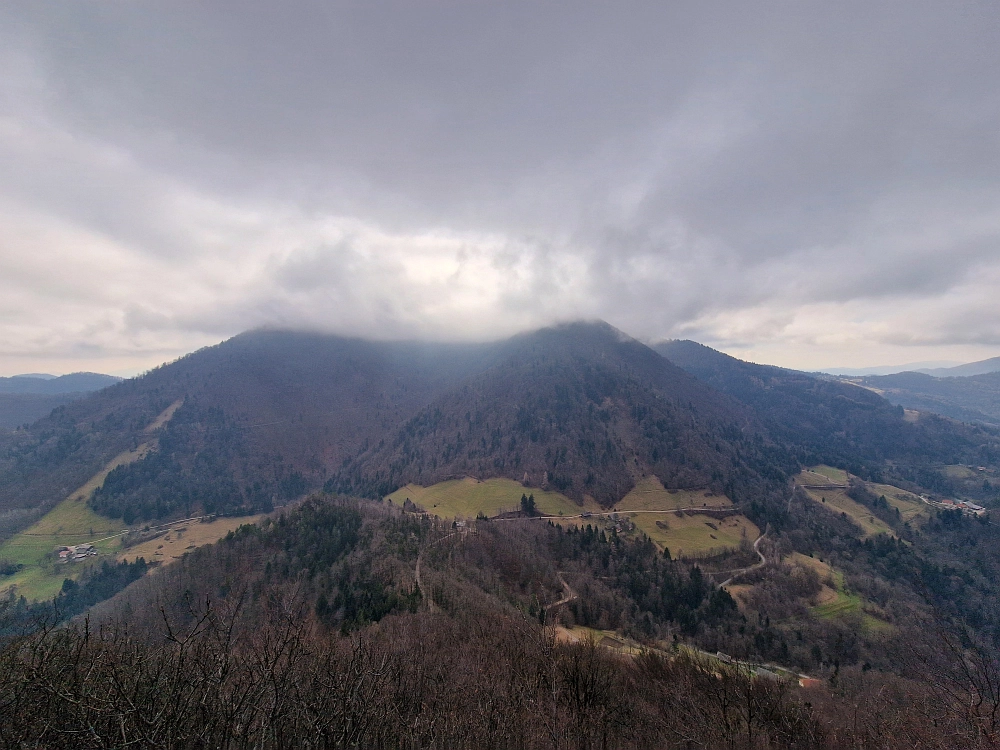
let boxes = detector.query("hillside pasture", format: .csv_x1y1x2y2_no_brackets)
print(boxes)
0,400,184,600
385,477,598,519
869,483,930,524
630,511,758,558
617,476,732,512
119,514,265,566
802,465,849,484
0,490,128,601
795,472,894,538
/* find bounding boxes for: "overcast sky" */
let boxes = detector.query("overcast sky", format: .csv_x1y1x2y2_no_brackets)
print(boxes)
3,1,1000,376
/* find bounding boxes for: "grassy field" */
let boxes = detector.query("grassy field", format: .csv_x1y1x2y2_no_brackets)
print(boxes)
869,483,929,524
385,475,754,557
617,476,732,512
385,477,600,519
119,515,265,566
0,492,129,601
553,625,645,655
0,401,183,601
802,465,849,484
795,470,894,538
616,476,754,555
630,511,758,557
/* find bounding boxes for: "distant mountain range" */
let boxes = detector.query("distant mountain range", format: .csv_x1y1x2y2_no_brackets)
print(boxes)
822,360,962,377
0,372,122,430
917,356,1000,377
839,370,1000,427
822,355,1000,378
0,372,121,395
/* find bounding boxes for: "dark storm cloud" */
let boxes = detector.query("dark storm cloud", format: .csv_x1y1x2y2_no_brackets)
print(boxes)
2,1,1000,373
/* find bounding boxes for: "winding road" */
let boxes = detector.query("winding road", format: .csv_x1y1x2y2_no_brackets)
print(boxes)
414,531,463,612
719,531,767,588
545,572,578,612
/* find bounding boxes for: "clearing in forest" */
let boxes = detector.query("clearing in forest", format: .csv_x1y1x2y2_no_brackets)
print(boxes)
868,483,929,524
617,476,732,512
792,553,892,632
799,465,848,485
795,470,894,538
630,511,758,558
119,514,265,566
0,445,151,601
617,476,750,557
385,477,600,519
553,626,646,655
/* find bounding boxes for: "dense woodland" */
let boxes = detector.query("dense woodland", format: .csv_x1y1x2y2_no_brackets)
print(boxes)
90,401,304,522
657,340,1000,483
3,497,1000,748
332,325,794,508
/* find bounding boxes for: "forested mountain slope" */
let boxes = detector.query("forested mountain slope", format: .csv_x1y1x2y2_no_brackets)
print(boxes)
7,494,999,749
335,323,793,506
655,340,1000,481
850,370,1000,426
0,331,497,532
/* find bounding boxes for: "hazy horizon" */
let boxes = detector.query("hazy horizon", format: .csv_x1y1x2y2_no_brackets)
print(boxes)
1,323,994,381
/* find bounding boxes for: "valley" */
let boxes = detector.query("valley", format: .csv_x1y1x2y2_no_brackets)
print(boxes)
0,398,257,600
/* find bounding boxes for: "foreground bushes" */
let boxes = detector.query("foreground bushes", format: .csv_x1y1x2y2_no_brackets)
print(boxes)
0,596,825,750
2,598,991,749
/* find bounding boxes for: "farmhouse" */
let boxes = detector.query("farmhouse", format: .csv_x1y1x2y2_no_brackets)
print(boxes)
55,543,98,562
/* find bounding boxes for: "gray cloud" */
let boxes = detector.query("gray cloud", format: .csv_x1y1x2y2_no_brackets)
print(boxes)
2,1,1000,374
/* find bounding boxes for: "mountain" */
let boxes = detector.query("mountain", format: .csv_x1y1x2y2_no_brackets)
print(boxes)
847,370,1000,426
0,323,795,533
654,340,1000,480
0,372,121,394
821,360,961,376
0,372,123,430
333,322,791,507
0,330,500,527
7,325,1000,747
917,355,1000,377
6,324,999,538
